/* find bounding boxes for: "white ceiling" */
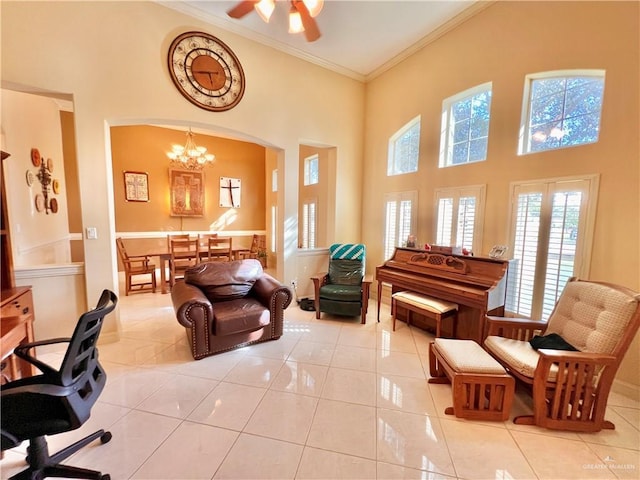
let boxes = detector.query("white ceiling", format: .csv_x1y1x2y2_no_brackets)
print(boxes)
158,1,483,80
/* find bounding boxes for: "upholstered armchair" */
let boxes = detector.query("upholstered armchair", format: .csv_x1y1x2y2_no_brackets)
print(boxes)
484,277,640,432
171,259,292,359
311,243,372,324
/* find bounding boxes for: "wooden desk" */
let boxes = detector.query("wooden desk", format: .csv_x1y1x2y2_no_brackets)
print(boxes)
1,287,35,379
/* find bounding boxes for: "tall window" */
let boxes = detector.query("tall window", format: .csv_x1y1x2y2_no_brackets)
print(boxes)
507,175,599,319
383,191,417,259
304,154,319,185
519,70,605,154
301,199,317,249
435,185,485,252
439,82,492,167
388,116,420,176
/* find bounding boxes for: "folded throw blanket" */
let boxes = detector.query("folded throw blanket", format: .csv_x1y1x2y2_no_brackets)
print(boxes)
529,333,579,351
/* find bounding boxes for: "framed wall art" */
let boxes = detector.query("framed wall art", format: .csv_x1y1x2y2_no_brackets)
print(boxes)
170,169,204,217
219,176,241,208
123,171,149,202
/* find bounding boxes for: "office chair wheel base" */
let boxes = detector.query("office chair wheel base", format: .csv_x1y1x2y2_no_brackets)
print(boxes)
100,431,112,444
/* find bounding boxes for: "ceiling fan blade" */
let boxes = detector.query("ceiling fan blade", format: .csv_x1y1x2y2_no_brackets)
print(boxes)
227,1,258,19
294,1,321,42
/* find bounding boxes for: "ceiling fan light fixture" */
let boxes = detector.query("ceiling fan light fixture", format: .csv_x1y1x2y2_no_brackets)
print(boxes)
288,6,304,34
254,0,275,22
302,0,323,17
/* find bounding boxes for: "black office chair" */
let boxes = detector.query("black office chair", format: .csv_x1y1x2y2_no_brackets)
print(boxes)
1,289,118,480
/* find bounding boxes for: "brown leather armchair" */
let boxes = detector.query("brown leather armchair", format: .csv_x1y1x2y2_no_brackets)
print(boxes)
171,259,292,360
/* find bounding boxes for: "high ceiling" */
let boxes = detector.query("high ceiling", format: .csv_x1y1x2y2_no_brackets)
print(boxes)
158,1,483,80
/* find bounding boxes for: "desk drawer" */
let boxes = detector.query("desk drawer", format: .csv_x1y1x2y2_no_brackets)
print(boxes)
1,289,33,318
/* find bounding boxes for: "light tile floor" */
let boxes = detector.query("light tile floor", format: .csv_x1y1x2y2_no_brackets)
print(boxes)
2,288,639,479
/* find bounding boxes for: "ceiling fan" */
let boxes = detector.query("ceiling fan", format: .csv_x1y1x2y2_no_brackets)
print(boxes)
227,0,322,42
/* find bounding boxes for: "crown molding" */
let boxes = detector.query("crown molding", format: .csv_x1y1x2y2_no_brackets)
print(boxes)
365,1,495,82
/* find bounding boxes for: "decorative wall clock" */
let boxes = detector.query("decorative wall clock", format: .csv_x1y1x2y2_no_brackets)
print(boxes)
219,177,241,208
168,31,246,112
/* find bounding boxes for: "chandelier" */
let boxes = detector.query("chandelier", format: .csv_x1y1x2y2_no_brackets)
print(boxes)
167,128,215,170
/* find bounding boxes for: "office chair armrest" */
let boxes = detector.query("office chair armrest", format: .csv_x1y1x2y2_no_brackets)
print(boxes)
14,337,72,376
485,316,547,341
1,381,76,398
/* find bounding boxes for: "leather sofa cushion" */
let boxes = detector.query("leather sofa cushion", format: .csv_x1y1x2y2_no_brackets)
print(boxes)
214,298,270,336
320,284,362,302
185,260,262,301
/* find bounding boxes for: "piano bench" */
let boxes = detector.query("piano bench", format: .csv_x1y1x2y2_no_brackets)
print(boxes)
428,338,515,421
391,291,458,337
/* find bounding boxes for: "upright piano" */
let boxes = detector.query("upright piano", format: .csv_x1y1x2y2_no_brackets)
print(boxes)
376,247,512,343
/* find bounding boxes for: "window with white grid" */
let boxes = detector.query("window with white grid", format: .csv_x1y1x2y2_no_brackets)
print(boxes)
507,175,599,319
304,154,319,185
518,70,605,155
435,185,485,253
388,116,421,176
301,199,317,249
439,83,492,167
383,191,417,259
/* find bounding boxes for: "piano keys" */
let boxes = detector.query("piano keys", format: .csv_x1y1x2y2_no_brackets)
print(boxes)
376,247,512,343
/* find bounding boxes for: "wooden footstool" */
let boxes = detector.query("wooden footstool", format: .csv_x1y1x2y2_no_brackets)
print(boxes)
391,291,457,337
428,338,515,421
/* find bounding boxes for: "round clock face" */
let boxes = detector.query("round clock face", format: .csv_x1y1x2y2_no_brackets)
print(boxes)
168,31,245,112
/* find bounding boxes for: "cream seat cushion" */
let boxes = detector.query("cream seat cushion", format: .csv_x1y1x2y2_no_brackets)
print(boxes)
484,336,554,380
435,338,506,375
392,291,457,314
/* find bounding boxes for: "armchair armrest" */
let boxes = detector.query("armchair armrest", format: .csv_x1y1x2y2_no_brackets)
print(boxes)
486,315,547,341
171,281,214,329
125,254,154,268
252,274,293,310
310,272,329,288
535,348,617,387
362,274,373,299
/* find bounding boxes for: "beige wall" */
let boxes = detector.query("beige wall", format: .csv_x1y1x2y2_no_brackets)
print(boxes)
1,90,71,266
1,1,365,339
363,1,639,387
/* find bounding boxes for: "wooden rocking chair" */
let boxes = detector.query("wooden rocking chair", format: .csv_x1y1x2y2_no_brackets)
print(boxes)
484,277,640,432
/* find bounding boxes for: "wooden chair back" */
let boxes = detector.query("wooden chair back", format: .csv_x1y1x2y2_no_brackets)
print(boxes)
207,237,233,262
169,238,200,285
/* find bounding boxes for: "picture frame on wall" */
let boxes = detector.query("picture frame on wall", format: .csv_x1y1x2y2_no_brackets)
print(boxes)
219,177,241,208
169,169,204,217
488,245,508,259
123,171,149,202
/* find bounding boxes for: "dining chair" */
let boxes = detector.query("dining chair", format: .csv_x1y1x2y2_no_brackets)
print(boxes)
207,237,233,262
197,233,218,252
115,237,156,295
169,237,200,286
